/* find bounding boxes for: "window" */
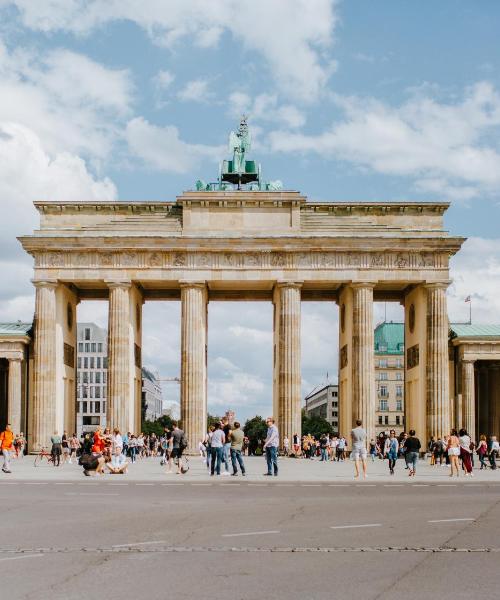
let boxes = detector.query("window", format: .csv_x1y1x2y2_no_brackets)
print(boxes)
94,401,100,413
379,372,388,381
83,401,88,413
379,385,388,398
379,400,388,411
396,416,401,425
396,400,403,411
332,411,338,417
97,357,101,368
95,386,101,398
83,416,100,426
85,343,90,352
103,357,108,369
98,343,103,352
83,357,88,369
378,416,383,425
78,342,83,352
95,372,101,384
103,372,107,383
384,416,389,425
396,372,402,381
379,359,387,368
77,357,82,369
91,343,96,352
90,357,94,369
103,402,106,414
83,372,88,384
397,359,403,368
332,401,338,408
379,344,387,352
332,391,338,397
84,328,91,340
396,385,403,397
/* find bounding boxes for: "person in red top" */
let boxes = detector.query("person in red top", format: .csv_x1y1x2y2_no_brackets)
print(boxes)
92,427,106,454
0,423,15,474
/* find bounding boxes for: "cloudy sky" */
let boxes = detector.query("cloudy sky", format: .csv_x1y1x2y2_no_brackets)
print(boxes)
1,1,499,421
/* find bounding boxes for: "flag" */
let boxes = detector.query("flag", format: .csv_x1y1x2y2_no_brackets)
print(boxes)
465,296,471,303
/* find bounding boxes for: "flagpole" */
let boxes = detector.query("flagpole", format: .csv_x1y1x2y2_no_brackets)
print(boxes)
469,299,472,325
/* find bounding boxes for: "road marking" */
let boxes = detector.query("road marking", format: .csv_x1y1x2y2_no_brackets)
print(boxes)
248,484,267,487
302,484,321,487
356,484,376,487
428,518,475,524
108,483,128,486
222,530,280,538
384,485,404,487
221,483,240,486
23,482,48,485
135,483,154,486
161,483,183,486
65,492,119,497
437,484,457,487
54,483,73,485
0,554,44,562
331,523,382,530
192,483,212,486
413,484,429,487
277,484,293,487
112,540,167,548
329,485,349,487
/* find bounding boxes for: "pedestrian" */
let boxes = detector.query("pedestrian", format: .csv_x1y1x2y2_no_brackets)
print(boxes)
337,436,346,461
221,417,231,476
350,419,368,479
205,426,214,470
489,436,499,469
477,434,488,469
293,432,300,457
404,429,421,476
384,430,398,475
128,435,137,463
428,436,436,465
283,436,290,457
108,428,127,474
369,439,377,462
69,433,80,463
230,421,246,476
458,428,473,476
447,429,460,477
263,417,279,476
170,421,187,475
61,430,71,464
14,432,25,458
210,422,225,476
0,423,15,474
319,435,328,461
50,431,62,466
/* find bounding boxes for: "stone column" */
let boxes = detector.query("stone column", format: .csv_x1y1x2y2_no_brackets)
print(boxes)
32,280,58,451
425,283,450,440
352,283,376,441
107,281,132,434
7,357,23,434
461,359,475,437
180,282,207,453
488,366,499,438
276,282,302,444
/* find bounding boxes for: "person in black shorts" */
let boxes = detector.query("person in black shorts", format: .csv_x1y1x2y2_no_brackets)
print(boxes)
170,421,186,474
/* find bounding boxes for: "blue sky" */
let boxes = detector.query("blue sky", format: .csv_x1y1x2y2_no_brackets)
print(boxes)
0,1,499,421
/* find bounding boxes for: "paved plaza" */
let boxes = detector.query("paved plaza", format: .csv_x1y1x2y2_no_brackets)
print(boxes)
1,456,499,599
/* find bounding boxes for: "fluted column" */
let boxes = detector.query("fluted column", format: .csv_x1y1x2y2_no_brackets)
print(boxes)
352,283,375,441
107,281,132,434
276,282,302,444
180,282,207,453
426,283,450,440
32,280,58,451
8,358,23,435
489,366,499,438
461,359,475,437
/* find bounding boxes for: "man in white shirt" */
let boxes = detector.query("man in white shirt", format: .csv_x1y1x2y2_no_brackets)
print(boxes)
351,419,368,479
263,417,279,476
210,422,225,476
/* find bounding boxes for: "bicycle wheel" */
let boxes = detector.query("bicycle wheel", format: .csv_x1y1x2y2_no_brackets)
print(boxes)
34,454,44,467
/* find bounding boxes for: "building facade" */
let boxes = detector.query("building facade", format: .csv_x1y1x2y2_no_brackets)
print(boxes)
375,322,405,436
304,384,339,433
142,366,163,422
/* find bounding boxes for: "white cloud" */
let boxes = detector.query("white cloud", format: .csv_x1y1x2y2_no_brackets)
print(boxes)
152,69,175,90
269,82,500,199
5,0,338,102
177,78,211,103
228,92,306,128
449,237,500,324
125,116,222,173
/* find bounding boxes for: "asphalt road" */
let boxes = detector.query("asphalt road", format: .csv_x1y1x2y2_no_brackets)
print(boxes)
1,478,499,600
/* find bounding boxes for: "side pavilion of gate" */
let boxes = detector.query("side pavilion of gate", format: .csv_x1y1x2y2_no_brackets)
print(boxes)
18,191,464,452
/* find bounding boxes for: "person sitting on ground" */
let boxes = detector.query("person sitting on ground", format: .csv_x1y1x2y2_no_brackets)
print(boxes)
108,427,128,474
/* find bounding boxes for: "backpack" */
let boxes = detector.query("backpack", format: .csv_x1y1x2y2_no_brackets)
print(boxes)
179,434,188,451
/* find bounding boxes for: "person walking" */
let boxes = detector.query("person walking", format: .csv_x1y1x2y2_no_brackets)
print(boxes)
447,429,461,477
283,436,290,457
350,419,368,479
489,436,499,469
458,428,473,476
0,424,15,474
61,430,70,464
171,421,187,475
369,439,377,463
319,435,328,462
477,434,488,469
263,417,279,476
230,422,246,476
404,430,421,476
221,417,231,476
292,433,300,457
50,431,62,466
384,430,399,475
210,422,225,476
69,433,80,464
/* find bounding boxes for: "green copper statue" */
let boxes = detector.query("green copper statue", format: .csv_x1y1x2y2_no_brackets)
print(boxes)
229,115,251,175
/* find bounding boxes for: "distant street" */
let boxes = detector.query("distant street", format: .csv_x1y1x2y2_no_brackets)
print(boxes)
1,457,499,599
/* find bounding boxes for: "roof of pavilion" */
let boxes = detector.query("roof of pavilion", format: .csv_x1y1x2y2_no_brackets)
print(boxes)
374,322,404,355
0,322,32,337
450,323,500,340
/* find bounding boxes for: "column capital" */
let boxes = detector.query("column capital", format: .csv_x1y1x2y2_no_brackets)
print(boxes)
179,280,207,290
461,358,476,365
32,279,58,289
423,281,451,291
350,281,376,290
276,280,303,290
8,356,23,364
105,280,132,290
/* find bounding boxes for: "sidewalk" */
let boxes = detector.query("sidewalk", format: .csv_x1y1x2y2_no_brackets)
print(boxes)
2,454,499,483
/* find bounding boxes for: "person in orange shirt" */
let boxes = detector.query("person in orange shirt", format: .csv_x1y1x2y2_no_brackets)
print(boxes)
92,427,105,454
0,423,15,474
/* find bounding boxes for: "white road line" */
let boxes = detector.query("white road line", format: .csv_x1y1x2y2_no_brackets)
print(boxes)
221,483,240,486
108,483,128,486
65,492,119,497
222,530,280,538
54,483,73,485
0,554,44,562
302,484,321,487
329,484,349,487
248,484,267,487
23,482,47,485
161,483,183,486
428,518,475,524
384,485,404,487
437,484,457,487
135,483,154,486
331,523,382,530
356,484,376,487
413,484,429,487
192,483,212,486
276,484,293,487
112,540,167,548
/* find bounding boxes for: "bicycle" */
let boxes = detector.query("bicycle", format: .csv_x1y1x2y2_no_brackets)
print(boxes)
34,447,58,467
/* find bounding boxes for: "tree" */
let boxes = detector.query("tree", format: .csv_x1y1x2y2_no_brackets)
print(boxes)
243,416,268,454
301,410,333,439
141,414,174,437
207,413,222,429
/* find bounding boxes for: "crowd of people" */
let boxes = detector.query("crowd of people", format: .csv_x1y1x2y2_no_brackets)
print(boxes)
0,417,499,478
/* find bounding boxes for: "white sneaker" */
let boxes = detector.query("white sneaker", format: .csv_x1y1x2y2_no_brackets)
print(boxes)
221,471,230,476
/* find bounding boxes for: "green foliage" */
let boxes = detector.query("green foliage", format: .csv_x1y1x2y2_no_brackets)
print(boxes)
301,410,333,439
207,413,222,429
243,415,268,446
142,414,174,437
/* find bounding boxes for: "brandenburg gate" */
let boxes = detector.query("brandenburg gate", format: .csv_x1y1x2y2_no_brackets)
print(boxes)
18,121,465,452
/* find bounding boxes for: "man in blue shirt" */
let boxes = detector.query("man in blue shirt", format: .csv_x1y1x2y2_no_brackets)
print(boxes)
263,417,279,476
